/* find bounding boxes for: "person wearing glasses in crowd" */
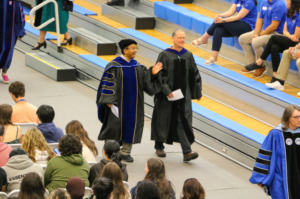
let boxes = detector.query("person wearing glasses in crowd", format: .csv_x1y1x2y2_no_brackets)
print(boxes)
96,39,163,162
250,104,300,199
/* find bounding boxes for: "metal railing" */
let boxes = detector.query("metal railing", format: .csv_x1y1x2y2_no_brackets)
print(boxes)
29,0,63,53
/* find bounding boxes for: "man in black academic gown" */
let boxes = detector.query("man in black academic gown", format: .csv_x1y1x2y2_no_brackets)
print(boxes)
0,0,26,84
96,39,162,162
151,29,202,161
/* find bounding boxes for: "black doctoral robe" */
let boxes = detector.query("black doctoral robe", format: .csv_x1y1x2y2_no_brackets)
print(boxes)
151,48,202,144
96,56,161,144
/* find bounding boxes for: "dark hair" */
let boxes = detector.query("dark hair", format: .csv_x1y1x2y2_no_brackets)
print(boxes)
103,140,122,169
136,180,161,199
181,178,205,199
93,178,114,199
0,125,4,137
101,162,128,199
254,0,257,6
144,158,172,199
9,148,27,158
18,172,45,199
36,105,55,123
66,120,98,156
287,0,300,18
59,134,82,156
9,81,25,98
0,104,14,126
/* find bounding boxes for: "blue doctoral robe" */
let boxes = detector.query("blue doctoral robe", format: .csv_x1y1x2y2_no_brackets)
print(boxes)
250,124,300,199
0,0,26,70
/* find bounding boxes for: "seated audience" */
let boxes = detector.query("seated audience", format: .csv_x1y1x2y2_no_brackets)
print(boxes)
242,0,300,78
66,177,85,199
101,162,131,199
65,120,98,162
9,81,39,124
266,46,300,94
131,158,175,199
89,140,128,186
37,105,64,143
181,178,205,199
92,178,114,199
135,181,161,199
44,134,90,192
0,125,12,166
0,104,22,144
192,0,257,65
2,148,44,193
21,128,55,165
18,172,46,199
48,188,71,199
0,167,7,192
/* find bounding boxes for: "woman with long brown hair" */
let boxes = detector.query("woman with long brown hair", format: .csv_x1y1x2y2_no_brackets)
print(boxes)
66,120,98,162
131,158,175,199
18,172,46,199
21,128,55,165
101,162,131,199
181,178,205,199
0,104,22,144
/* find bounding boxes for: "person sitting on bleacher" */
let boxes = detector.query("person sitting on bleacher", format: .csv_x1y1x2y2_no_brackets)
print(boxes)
2,148,44,193
191,0,257,65
21,128,55,166
239,0,287,77
0,167,7,192
18,172,46,199
44,134,90,192
0,104,22,144
65,120,98,162
0,125,12,167
242,0,300,78
266,43,300,94
9,81,39,124
181,178,205,199
36,105,64,143
66,177,85,199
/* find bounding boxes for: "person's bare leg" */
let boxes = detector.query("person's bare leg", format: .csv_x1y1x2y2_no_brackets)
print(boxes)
63,31,71,42
256,58,264,66
192,32,211,45
273,71,277,77
35,30,46,47
212,51,218,61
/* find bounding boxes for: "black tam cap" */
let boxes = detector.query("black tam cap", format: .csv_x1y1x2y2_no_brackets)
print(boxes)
119,39,137,53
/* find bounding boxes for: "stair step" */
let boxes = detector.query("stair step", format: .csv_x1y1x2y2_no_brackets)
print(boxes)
25,52,76,81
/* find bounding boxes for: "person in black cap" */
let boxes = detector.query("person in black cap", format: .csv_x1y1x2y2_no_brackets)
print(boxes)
96,39,163,162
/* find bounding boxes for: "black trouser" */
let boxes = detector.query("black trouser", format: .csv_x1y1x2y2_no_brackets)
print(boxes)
154,115,192,154
206,20,252,51
261,35,298,72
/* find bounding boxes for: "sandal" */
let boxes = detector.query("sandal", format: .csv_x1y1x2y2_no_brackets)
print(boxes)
204,57,217,65
191,38,208,47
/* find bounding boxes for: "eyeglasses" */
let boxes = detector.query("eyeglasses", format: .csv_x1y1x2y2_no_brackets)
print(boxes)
291,116,300,120
126,48,138,51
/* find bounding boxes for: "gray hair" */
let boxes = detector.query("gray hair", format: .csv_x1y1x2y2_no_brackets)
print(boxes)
172,28,184,38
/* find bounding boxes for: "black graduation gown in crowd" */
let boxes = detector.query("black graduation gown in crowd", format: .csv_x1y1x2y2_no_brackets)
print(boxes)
96,56,161,144
151,48,202,145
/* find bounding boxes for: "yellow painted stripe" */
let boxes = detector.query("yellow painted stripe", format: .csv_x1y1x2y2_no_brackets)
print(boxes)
27,53,60,70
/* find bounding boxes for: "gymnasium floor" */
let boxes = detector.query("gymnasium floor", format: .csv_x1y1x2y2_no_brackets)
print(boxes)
0,50,270,199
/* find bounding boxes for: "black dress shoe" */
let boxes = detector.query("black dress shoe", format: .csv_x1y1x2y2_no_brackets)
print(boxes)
107,0,124,6
120,154,134,162
61,37,72,46
32,41,47,50
245,62,264,71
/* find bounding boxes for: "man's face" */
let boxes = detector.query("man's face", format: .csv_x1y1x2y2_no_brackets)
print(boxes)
124,44,138,59
172,31,185,48
289,110,300,129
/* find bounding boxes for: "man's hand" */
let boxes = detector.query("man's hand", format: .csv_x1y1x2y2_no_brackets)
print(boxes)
167,93,174,98
290,35,299,42
152,62,163,75
251,34,258,44
292,51,300,60
289,47,295,55
107,104,113,108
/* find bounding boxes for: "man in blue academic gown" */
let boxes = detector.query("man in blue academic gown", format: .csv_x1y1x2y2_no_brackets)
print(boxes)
0,0,26,84
96,39,162,162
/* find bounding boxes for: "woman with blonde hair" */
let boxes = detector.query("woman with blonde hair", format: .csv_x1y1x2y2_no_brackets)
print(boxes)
48,188,71,199
21,128,55,165
101,162,131,199
66,120,98,162
0,104,22,144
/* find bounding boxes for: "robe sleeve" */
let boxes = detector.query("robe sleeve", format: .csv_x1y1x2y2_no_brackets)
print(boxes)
156,52,172,96
142,66,162,96
249,130,277,186
189,55,202,99
97,67,118,106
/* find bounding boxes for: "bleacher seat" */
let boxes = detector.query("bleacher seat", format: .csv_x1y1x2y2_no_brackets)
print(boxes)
0,192,8,199
48,143,59,149
14,123,37,135
123,181,129,189
8,143,21,150
88,161,98,168
83,187,93,199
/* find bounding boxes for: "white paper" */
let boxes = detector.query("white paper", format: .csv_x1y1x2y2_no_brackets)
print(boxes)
111,105,119,118
168,89,184,101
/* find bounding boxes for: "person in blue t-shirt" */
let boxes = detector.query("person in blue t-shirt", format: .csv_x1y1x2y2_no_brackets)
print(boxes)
239,0,287,78
244,0,300,80
191,0,257,65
